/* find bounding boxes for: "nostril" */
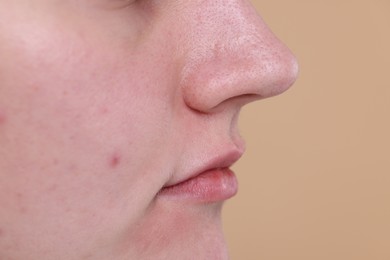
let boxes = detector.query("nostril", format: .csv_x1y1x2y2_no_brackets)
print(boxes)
185,93,263,114
181,50,298,114
181,68,265,113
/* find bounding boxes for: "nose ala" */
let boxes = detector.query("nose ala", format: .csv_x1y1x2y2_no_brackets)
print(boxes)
179,0,298,113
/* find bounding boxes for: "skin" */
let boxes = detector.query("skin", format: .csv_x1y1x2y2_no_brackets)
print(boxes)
0,0,298,259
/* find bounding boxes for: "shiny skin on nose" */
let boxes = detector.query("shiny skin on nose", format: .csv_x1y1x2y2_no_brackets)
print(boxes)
179,0,299,113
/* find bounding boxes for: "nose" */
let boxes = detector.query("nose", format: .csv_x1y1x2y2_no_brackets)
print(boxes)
179,0,298,113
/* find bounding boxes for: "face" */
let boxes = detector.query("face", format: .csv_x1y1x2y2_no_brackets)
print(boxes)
0,0,297,259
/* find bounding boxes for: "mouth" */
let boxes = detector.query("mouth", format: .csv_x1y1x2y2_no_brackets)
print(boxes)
158,149,242,203
158,167,238,203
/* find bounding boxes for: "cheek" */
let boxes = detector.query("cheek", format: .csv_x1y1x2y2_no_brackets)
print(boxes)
0,67,176,256
0,9,186,256
0,32,178,256
1,59,171,196
0,111,6,125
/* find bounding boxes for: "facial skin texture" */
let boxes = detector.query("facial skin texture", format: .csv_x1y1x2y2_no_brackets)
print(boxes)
0,0,298,259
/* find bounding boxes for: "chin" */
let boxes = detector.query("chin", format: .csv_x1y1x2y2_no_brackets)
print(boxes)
118,200,230,260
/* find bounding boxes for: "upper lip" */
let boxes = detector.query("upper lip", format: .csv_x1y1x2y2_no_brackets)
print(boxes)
163,145,244,188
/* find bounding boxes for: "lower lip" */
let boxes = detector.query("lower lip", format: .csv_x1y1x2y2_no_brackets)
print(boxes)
158,168,238,203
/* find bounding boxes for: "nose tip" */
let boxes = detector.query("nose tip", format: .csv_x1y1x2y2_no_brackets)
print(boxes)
179,0,299,113
254,41,299,98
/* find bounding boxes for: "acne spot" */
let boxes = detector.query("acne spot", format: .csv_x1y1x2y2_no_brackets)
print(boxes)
99,106,110,115
52,159,59,166
82,253,94,259
109,153,122,169
16,192,22,199
0,112,6,126
15,192,28,214
47,184,58,192
0,228,4,237
67,164,78,172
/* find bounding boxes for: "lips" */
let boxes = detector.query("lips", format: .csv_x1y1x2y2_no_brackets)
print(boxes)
158,167,238,203
158,149,243,203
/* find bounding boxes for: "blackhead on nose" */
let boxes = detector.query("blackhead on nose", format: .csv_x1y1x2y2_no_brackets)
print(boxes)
179,0,298,113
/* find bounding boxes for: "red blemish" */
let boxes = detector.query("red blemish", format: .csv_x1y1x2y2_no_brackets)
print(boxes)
68,164,78,172
52,159,59,166
16,192,22,199
99,106,110,115
0,112,6,125
47,184,58,192
19,207,27,214
109,153,121,169
14,192,28,214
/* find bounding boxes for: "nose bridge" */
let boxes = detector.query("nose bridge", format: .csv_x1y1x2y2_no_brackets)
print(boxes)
179,0,298,112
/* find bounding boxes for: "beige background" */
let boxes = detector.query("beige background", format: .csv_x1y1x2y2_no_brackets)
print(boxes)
223,1,390,259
